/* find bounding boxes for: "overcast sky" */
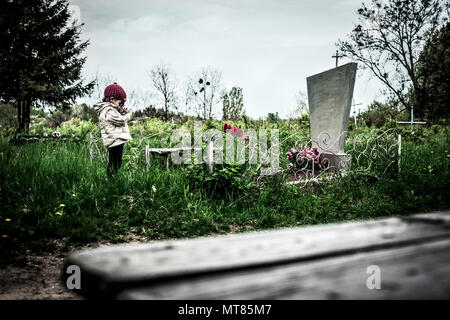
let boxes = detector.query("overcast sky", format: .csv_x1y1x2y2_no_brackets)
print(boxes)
70,0,385,119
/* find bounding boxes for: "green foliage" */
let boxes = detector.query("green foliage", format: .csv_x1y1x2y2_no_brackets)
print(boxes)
0,121,448,263
71,104,99,122
57,119,95,140
361,101,397,128
8,133,82,145
222,87,245,121
241,113,250,129
416,22,450,123
338,0,448,120
205,119,218,130
0,104,18,135
185,163,257,199
267,112,280,123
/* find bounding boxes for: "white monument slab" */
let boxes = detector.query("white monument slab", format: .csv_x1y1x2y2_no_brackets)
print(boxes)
307,62,357,169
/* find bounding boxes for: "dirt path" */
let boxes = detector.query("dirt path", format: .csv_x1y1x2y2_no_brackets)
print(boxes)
0,251,82,300
0,237,149,300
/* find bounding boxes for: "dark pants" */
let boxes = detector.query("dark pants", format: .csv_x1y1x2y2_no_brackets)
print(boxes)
108,144,124,176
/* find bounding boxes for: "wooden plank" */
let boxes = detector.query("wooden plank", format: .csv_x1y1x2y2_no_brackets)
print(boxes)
118,239,450,300
147,147,223,155
402,212,450,224
63,211,450,298
147,147,199,154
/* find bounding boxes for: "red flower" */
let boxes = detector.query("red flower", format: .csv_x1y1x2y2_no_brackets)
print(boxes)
224,124,246,140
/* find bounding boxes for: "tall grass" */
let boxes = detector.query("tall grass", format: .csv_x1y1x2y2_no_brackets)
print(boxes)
0,126,449,262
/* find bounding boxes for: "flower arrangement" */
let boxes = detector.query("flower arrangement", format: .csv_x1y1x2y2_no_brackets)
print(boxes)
286,145,329,171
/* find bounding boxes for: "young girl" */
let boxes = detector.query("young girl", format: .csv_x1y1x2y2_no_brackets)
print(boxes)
94,82,132,176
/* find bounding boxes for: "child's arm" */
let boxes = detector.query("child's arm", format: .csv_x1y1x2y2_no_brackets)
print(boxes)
105,108,131,127
124,109,133,121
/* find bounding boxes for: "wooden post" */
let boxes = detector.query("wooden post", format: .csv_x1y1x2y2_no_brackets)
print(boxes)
145,145,149,166
398,134,402,174
207,138,214,174
89,132,93,165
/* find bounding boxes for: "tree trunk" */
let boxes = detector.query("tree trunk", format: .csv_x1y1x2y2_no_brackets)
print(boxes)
17,100,22,131
165,100,168,121
17,99,31,132
24,99,31,131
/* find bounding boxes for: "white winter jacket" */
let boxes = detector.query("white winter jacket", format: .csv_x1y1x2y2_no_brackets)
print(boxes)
94,101,132,148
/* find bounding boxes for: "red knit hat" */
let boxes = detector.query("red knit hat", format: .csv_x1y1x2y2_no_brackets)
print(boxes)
104,82,127,103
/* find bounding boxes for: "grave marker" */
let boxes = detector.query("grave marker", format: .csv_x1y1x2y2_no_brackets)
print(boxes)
307,62,357,170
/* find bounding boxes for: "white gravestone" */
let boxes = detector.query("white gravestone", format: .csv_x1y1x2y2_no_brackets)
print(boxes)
307,62,357,170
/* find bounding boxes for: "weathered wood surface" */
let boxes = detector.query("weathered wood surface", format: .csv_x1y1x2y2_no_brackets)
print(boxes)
118,239,450,300
63,211,450,299
146,147,200,154
146,147,223,155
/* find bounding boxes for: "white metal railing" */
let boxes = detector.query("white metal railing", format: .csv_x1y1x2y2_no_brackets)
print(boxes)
88,129,402,183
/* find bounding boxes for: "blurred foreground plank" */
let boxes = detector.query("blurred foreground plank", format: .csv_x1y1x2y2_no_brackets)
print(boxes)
63,211,450,299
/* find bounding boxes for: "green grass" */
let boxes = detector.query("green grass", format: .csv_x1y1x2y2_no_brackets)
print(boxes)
0,126,449,263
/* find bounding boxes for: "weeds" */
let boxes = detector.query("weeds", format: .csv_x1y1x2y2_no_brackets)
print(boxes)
0,126,448,263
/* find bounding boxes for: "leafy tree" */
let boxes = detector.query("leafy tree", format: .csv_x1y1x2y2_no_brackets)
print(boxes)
267,112,279,123
140,105,167,120
47,109,72,128
222,87,244,121
0,0,94,131
72,103,98,122
416,22,450,123
337,0,448,116
0,103,18,130
361,100,395,128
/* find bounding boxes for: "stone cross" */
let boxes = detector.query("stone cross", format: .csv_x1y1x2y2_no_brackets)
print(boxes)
332,50,344,68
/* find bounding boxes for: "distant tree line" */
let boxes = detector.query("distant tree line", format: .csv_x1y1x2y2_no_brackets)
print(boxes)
0,0,249,132
2,0,448,133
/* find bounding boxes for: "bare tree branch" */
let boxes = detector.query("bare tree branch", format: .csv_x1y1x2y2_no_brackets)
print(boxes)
337,0,447,112
186,67,224,120
148,64,178,121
